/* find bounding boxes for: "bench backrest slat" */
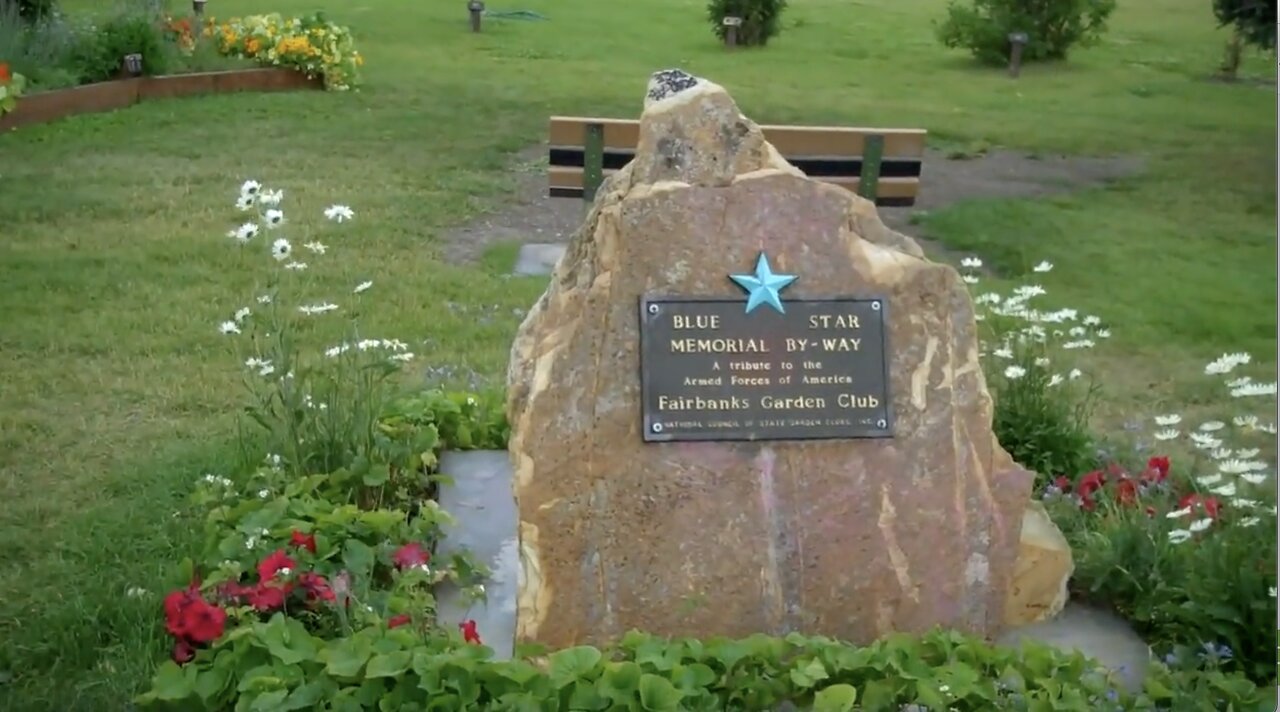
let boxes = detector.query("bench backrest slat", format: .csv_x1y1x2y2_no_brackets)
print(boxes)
547,116,927,206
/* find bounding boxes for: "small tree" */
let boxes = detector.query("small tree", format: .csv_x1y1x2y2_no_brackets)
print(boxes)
1213,0,1277,79
936,0,1117,66
706,0,787,47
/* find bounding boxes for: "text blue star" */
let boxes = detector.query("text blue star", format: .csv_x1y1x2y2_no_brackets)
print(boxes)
729,252,797,314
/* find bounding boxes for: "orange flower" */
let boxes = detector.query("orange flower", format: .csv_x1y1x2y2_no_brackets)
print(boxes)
0,62,10,83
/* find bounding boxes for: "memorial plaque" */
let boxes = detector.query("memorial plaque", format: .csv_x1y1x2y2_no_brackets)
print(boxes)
639,296,893,442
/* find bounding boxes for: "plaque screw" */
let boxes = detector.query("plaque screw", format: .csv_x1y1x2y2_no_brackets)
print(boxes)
876,419,887,428
652,423,663,433
647,304,659,315
871,301,881,311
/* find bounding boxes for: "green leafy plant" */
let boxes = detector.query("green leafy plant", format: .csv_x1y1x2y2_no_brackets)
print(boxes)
138,625,1269,710
69,10,173,83
706,0,787,47
936,0,1118,66
5,0,56,23
963,258,1100,485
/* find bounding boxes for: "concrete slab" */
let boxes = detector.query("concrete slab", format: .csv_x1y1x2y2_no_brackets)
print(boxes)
996,602,1151,692
513,243,567,276
434,450,519,659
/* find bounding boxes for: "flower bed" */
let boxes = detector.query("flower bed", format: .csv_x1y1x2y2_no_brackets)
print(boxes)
0,6,358,129
208,12,363,91
130,185,1273,710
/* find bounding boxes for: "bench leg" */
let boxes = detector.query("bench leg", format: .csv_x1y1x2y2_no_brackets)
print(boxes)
582,122,605,204
858,134,884,204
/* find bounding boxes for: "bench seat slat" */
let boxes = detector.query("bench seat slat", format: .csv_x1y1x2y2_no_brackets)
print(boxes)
548,166,919,205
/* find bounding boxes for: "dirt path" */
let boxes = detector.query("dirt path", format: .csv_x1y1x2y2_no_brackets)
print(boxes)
441,145,1143,264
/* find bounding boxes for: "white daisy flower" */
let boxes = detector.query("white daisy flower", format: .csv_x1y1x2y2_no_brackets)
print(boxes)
233,307,251,323
1167,529,1192,544
1239,517,1260,528
1232,382,1277,398
233,222,260,243
245,357,271,369
1096,329,1111,338
960,257,982,269
1219,459,1254,475
1032,261,1053,273
1068,368,1083,380
257,294,272,304
1188,517,1213,533
1068,326,1087,338
258,364,275,377
258,189,284,206
1205,352,1251,375
1012,285,1047,299
1240,473,1268,485
284,262,308,271
271,238,291,261
240,179,261,197
354,280,373,294
1082,315,1102,326
1063,339,1096,350
1154,414,1182,426
324,204,355,223
1235,447,1260,459
258,489,270,499
1034,357,1050,367
1166,507,1192,519
245,535,259,549
298,303,339,316
1209,448,1233,460
962,275,979,284
1242,460,1269,472
1260,422,1278,434
264,209,285,229
1233,415,1258,428
1047,374,1065,387
993,347,1013,359
126,587,149,598
1004,365,1027,380
1210,483,1237,497
1227,377,1253,389
1270,586,1277,598
1232,497,1260,507
1196,474,1223,486
974,293,1001,305
1154,429,1180,441
218,321,241,335
1199,421,1225,432
390,352,415,363
304,241,327,255
235,195,255,211
1189,432,1222,448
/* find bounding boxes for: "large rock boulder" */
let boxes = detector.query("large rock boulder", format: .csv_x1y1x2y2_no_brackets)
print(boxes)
1004,501,1074,627
507,70,1034,649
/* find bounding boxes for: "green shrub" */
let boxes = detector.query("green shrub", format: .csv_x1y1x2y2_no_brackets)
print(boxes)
69,10,172,83
936,0,1118,66
706,0,787,47
1213,0,1277,51
2,0,56,23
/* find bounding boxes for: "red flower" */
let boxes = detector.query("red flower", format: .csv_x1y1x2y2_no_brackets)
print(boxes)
1178,493,1221,519
1145,506,1157,518
171,640,195,665
1115,478,1138,506
388,614,411,629
393,542,430,570
245,582,290,612
0,63,10,84
1106,462,1128,478
180,599,227,643
459,619,482,644
257,549,296,582
163,581,204,637
297,572,336,603
290,530,317,554
1144,456,1170,483
1077,471,1106,497
1053,476,1072,493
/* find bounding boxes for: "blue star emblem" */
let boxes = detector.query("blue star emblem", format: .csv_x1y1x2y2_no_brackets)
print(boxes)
729,252,797,314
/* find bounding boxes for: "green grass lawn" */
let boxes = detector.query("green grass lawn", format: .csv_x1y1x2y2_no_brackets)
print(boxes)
0,0,1274,707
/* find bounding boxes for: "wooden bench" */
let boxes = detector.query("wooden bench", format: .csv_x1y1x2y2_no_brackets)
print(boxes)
547,116,927,206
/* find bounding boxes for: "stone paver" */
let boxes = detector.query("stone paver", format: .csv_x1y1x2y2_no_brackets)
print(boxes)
512,243,566,277
996,602,1151,691
434,450,519,659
